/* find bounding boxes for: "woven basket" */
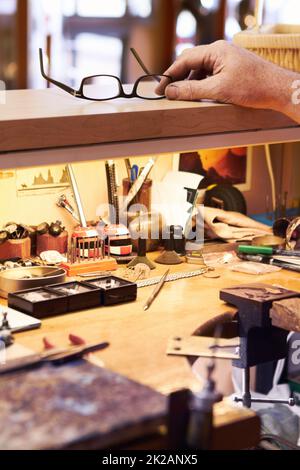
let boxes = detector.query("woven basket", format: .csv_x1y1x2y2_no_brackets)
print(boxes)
233,24,300,73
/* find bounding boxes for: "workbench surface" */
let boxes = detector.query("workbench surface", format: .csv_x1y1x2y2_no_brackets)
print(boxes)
9,260,299,393
3,258,299,448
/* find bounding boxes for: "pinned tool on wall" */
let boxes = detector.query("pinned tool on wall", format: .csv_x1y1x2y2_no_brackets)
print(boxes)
57,195,80,223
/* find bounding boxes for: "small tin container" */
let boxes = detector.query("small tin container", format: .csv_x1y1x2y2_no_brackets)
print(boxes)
48,282,100,312
8,287,68,319
83,276,137,306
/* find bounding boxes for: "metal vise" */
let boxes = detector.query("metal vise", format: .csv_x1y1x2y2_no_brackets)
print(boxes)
220,283,300,408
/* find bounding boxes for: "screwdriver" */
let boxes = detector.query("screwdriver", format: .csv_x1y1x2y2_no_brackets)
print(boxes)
238,245,300,257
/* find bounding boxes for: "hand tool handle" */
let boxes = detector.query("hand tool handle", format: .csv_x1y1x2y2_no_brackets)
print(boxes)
239,245,273,256
239,245,300,257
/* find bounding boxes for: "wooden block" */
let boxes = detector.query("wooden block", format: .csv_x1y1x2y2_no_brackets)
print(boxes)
36,231,68,256
0,238,31,261
271,298,300,332
212,401,261,450
60,258,118,277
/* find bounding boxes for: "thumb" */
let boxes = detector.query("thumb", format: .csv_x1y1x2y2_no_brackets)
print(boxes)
165,77,221,102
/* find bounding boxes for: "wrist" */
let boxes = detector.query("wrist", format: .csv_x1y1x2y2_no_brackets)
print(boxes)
271,68,300,123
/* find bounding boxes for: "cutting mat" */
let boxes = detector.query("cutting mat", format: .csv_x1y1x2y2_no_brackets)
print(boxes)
0,361,167,450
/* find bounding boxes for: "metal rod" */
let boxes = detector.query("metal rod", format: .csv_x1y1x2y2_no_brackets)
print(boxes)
242,368,252,408
101,239,105,260
143,269,170,311
88,239,91,261
66,164,87,228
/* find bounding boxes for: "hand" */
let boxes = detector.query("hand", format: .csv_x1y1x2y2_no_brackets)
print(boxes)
157,40,300,122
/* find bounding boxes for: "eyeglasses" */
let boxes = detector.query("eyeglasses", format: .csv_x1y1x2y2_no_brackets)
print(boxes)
39,47,172,101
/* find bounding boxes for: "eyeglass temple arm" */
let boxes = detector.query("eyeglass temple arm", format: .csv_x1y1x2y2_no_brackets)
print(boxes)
39,48,77,96
130,48,152,75
130,48,162,84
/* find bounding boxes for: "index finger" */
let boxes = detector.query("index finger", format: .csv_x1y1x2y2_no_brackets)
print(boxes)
156,45,215,95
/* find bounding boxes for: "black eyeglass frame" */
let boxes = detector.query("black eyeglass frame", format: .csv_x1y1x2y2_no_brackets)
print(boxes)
39,48,172,101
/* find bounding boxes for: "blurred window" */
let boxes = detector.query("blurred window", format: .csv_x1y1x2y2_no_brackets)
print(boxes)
0,0,16,15
176,10,197,56
62,0,153,85
264,0,300,23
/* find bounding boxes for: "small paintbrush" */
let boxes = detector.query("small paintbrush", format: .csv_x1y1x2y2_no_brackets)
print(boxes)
143,269,170,311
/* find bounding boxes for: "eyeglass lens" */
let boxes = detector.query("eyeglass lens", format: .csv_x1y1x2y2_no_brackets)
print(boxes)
83,76,121,100
136,75,170,99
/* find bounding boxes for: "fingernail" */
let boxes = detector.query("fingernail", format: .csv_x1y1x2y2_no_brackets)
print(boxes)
166,84,179,100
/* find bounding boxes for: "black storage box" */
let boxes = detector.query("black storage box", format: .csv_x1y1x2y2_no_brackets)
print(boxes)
8,287,68,319
48,282,100,312
83,276,137,306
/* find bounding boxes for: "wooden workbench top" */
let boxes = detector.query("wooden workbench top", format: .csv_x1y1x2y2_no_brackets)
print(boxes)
1,88,298,153
4,258,299,448
9,260,300,395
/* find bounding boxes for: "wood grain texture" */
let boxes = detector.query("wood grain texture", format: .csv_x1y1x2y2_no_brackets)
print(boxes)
0,88,298,153
3,260,300,393
2,256,299,442
271,298,300,332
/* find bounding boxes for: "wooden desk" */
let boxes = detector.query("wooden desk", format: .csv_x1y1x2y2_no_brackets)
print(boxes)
9,260,299,393
3,259,300,449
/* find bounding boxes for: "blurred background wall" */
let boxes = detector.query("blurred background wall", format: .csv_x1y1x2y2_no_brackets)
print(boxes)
2,0,299,91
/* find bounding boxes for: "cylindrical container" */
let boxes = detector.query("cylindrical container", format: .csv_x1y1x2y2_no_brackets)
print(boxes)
122,178,152,211
36,231,68,256
0,238,31,261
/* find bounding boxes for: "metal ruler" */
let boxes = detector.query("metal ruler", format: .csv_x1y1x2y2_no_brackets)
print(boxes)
137,269,208,288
